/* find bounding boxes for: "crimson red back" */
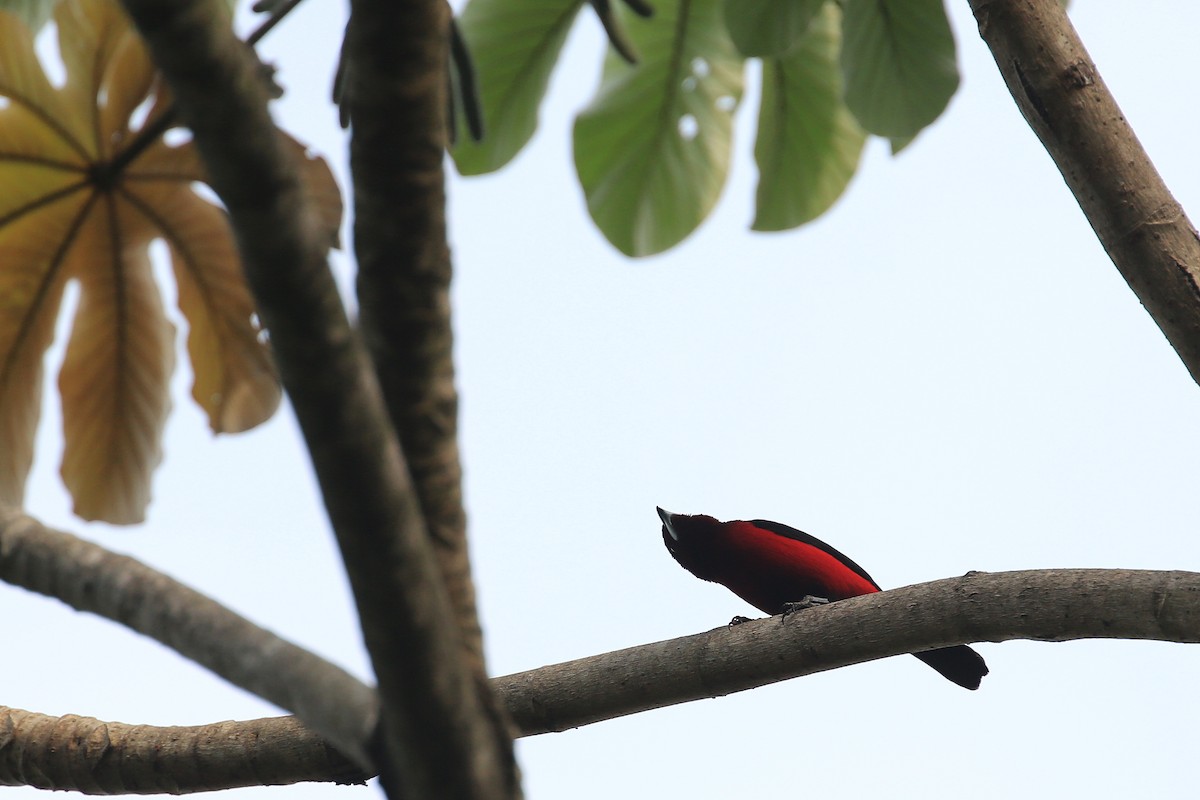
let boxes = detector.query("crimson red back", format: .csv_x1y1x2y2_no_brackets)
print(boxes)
662,513,881,614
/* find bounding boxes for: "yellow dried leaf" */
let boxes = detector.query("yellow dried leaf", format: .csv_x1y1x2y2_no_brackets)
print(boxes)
58,202,175,524
0,0,343,523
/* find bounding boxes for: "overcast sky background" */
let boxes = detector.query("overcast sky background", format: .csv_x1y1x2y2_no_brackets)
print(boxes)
5,2,1200,798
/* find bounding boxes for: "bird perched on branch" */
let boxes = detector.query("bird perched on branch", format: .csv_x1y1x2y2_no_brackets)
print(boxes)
657,507,988,690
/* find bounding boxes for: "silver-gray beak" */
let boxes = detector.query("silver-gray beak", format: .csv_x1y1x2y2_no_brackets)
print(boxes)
657,506,680,541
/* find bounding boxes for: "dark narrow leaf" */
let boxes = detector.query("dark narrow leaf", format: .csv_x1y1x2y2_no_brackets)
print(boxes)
589,0,640,63
452,0,586,174
450,18,484,142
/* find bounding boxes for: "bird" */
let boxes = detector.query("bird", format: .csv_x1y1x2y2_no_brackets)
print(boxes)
657,507,988,690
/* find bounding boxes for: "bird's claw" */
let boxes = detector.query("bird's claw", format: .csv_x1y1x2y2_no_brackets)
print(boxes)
781,596,830,618
727,615,752,627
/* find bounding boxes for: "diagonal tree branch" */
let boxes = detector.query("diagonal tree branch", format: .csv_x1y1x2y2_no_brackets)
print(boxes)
113,1,497,796
969,0,1200,387
0,509,378,770
0,708,365,794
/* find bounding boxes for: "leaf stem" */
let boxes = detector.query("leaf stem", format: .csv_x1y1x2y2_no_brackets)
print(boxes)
109,0,306,177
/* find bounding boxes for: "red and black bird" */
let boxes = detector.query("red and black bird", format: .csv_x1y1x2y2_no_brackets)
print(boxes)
658,507,988,690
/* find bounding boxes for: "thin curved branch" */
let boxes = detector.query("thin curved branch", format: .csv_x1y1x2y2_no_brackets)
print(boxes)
108,0,301,174
970,0,1200,388
0,708,365,794
0,509,379,770
2,569,1196,793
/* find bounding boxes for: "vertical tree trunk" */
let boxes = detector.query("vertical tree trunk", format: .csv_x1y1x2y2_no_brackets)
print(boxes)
342,0,522,796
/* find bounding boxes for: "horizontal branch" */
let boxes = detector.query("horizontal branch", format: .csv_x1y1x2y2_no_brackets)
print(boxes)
3,564,1196,792
0,510,378,770
0,708,366,794
492,568,1200,734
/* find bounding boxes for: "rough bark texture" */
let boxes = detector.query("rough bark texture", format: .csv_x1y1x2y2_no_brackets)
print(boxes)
971,0,1200,387
493,568,1200,734
344,0,487,693
0,709,364,794
0,510,378,770
343,0,521,795
3,568,1197,793
114,1,507,797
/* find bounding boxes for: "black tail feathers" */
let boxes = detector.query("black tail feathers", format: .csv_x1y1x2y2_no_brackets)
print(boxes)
913,645,989,690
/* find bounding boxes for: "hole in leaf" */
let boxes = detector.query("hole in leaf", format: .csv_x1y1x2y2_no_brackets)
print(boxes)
677,114,698,141
681,76,697,92
35,23,67,88
714,95,736,113
128,94,155,132
164,128,193,147
191,181,226,211
690,57,709,78
250,313,269,344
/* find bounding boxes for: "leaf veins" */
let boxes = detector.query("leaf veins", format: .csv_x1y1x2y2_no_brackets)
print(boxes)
0,0,341,523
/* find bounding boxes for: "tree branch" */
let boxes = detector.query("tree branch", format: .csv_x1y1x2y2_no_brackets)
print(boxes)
494,568,1200,733
0,708,365,794
969,0,1200,387
2,568,1196,792
343,0,520,791
346,0,485,679
114,1,514,796
0,510,378,770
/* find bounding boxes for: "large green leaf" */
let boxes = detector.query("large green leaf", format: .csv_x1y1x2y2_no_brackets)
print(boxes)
840,0,958,138
452,0,585,175
752,4,865,231
574,0,744,256
723,0,825,58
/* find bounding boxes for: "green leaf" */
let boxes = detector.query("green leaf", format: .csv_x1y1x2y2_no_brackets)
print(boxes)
888,134,914,155
752,4,865,231
840,0,958,138
723,0,825,58
451,0,585,175
0,0,56,30
574,0,744,256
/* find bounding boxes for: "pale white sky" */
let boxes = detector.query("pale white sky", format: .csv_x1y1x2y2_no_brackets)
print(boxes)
5,2,1200,798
